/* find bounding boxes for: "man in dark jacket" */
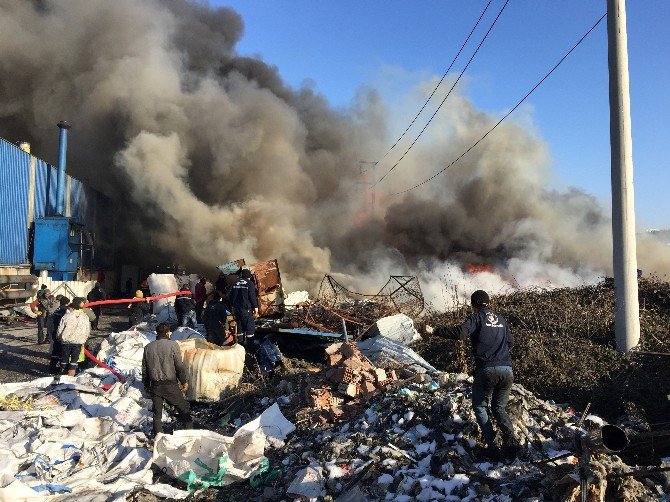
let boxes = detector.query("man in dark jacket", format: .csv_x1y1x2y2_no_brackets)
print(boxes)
228,269,258,347
425,290,519,460
204,292,232,346
175,285,197,327
36,289,53,344
142,322,193,435
49,296,70,374
128,290,152,328
86,282,106,330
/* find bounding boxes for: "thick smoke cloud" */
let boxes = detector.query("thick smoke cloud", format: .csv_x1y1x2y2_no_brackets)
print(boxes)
0,0,667,297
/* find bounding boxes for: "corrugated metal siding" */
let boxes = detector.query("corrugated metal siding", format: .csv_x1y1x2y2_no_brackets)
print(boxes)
33,158,58,219
0,138,30,264
68,176,88,224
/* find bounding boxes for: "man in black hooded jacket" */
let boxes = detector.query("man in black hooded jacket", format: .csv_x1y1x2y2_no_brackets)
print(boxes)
425,290,520,460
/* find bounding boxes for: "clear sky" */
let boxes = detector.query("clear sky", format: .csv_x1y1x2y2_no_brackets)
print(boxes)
212,0,670,229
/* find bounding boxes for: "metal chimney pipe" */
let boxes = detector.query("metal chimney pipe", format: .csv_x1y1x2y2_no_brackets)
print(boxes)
56,120,71,216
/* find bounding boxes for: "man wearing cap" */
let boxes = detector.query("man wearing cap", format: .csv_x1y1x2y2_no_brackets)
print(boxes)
228,269,258,347
424,290,519,461
128,290,151,328
36,289,53,344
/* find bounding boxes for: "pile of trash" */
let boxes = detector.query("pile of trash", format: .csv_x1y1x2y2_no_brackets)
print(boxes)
189,368,669,500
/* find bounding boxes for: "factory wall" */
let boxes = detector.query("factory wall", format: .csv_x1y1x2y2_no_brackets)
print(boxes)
0,137,116,268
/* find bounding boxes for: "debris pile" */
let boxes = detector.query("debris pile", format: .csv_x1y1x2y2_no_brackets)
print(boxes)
186,369,669,501
281,275,424,337
301,342,398,424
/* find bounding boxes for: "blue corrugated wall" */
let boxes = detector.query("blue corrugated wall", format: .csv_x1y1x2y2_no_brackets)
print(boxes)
0,137,111,266
0,139,30,264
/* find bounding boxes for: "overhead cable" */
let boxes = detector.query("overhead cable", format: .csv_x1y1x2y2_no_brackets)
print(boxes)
390,12,607,196
373,0,511,187
377,0,494,164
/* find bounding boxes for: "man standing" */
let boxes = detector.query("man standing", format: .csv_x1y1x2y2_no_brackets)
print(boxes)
36,289,53,344
175,285,197,327
204,292,233,346
194,277,207,324
142,322,193,435
228,269,258,347
86,282,106,330
128,290,151,328
57,297,91,377
425,290,520,460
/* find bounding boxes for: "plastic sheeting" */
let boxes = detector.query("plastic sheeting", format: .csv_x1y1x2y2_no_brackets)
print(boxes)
357,335,437,374
147,273,179,315
369,314,422,345
0,374,188,500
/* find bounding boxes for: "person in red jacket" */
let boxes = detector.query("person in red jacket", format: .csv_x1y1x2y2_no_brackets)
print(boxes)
194,277,207,324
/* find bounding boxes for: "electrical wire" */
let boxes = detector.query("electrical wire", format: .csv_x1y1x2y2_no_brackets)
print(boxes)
373,0,511,187
390,12,607,196
377,0,494,164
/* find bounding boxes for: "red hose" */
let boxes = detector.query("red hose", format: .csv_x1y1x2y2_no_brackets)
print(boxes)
84,348,127,384
82,290,191,308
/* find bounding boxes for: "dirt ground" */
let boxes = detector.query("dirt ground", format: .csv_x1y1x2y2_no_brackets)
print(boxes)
0,306,130,384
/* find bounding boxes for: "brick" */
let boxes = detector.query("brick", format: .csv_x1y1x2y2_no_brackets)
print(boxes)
329,353,343,366
340,343,360,359
342,357,364,371
375,369,387,382
327,367,346,383
338,383,359,398
388,370,398,381
325,343,342,355
361,381,376,394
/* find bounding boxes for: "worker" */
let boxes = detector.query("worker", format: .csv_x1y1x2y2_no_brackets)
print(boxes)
175,285,197,327
36,289,53,344
204,292,233,346
86,282,106,330
128,290,151,328
49,296,70,374
36,284,48,299
56,297,91,377
194,277,207,323
141,322,193,435
424,290,520,461
228,269,258,347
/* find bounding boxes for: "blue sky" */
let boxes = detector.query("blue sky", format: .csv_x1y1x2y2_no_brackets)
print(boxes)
213,0,670,229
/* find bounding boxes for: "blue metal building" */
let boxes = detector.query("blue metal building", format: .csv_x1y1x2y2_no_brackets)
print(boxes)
0,133,117,303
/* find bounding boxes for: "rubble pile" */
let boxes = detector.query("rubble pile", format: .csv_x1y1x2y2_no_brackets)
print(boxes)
416,277,670,426
189,370,669,501
301,342,398,424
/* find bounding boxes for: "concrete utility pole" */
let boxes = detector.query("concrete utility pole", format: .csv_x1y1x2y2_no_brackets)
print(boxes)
607,0,640,352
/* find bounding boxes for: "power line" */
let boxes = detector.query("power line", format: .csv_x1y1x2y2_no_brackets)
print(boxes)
373,0,511,188
390,12,607,196
378,0,494,163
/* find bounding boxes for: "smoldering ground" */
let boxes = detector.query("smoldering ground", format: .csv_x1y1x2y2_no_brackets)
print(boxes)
0,0,667,298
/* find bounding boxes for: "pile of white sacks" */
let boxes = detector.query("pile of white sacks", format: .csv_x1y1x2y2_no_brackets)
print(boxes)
0,324,295,500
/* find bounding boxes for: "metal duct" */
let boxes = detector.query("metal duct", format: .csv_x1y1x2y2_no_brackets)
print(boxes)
55,120,70,216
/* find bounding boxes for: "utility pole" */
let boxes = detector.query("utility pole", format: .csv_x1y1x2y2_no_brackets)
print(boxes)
607,0,639,352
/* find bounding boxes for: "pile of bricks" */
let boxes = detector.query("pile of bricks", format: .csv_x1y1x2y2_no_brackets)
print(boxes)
303,342,397,424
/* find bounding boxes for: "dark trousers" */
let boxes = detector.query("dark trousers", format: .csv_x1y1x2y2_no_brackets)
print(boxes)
149,381,193,435
91,307,101,329
471,366,517,449
50,336,63,374
195,302,205,324
60,343,82,372
37,315,47,344
234,309,255,346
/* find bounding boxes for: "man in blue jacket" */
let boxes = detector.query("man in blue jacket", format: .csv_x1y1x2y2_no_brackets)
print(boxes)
425,290,519,460
228,269,258,347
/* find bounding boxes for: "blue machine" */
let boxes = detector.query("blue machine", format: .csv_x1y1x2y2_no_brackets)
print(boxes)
30,121,89,281
33,217,80,281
